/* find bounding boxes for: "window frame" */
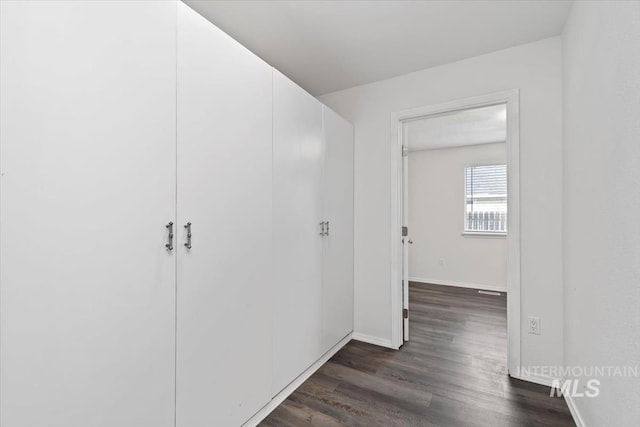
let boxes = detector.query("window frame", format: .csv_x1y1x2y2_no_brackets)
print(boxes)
462,163,508,237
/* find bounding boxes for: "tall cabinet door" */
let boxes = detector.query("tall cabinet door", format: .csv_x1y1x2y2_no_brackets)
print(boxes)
272,71,325,394
175,4,274,426
321,107,355,353
0,2,177,426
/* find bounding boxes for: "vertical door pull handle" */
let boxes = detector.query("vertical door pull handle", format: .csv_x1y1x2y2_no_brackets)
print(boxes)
326,221,330,236
184,222,192,249
320,221,325,236
165,222,174,251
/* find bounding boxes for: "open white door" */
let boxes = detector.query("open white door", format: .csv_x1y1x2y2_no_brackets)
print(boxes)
402,146,410,342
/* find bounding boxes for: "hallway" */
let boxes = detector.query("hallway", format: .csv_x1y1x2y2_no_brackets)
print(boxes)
261,282,575,426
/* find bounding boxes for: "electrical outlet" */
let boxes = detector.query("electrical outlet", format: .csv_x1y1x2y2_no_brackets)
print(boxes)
438,258,445,266
528,317,541,335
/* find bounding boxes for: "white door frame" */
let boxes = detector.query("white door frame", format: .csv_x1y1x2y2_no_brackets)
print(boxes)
401,149,409,341
389,89,521,376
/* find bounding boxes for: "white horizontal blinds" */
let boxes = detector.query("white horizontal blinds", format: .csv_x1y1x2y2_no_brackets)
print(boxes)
465,164,507,233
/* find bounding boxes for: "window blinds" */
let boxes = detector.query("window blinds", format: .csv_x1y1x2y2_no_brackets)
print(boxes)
465,164,507,233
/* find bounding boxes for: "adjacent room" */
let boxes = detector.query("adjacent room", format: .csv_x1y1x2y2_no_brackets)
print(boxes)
0,1,638,427
405,104,510,387
404,104,509,300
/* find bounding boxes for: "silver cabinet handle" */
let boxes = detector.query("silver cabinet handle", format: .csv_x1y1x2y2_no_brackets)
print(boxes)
165,222,174,251
184,222,192,249
319,221,330,236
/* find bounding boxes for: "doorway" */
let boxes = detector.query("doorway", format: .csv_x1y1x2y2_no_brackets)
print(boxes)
390,90,521,376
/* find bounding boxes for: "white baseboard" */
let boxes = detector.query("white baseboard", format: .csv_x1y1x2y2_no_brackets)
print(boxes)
564,392,587,427
242,332,352,427
409,277,507,293
351,332,397,349
511,372,556,387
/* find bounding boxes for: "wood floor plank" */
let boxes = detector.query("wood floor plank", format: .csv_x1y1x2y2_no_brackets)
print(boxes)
260,282,575,426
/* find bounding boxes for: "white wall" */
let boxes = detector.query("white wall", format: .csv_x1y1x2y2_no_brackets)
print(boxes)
408,143,507,291
319,37,563,368
562,2,640,426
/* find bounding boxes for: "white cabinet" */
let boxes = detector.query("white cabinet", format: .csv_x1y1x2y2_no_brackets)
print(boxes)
272,71,325,395
0,1,177,426
321,107,355,354
0,2,354,425
272,74,355,396
175,4,273,426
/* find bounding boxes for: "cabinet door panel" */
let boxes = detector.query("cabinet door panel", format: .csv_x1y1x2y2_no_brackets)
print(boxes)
0,2,177,426
272,71,324,395
176,4,273,426
321,107,355,353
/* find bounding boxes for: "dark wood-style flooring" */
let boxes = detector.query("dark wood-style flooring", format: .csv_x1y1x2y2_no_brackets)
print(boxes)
260,282,575,426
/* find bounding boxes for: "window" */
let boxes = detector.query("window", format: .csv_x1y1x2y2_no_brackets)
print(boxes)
465,164,507,234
